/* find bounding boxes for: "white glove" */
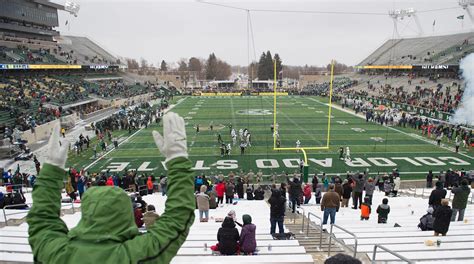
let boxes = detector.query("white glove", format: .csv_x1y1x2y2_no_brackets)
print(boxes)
153,112,188,163
46,122,70,169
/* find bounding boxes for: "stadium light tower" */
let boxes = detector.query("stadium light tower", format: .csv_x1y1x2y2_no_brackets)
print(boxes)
389,8,423,37
459,0,474,27
64,1,81,17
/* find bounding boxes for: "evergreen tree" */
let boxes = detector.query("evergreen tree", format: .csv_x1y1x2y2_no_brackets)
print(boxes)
205,53,218,80
257,52,267,80
160,60,168,71
274,53,282,79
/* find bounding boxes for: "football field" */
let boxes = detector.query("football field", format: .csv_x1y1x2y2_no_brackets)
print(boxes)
67,96,474,180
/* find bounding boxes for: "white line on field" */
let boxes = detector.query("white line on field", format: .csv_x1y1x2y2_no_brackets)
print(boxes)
83,97,188,170
307,97,474,160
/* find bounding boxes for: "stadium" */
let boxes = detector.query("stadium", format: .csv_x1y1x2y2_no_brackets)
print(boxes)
0,0,473,263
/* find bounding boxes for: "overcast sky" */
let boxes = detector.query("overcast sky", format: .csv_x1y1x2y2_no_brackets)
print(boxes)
53,0,471,66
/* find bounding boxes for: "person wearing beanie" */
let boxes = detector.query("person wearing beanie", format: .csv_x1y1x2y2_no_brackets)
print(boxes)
429,181,447,210
360,197,371,220
240,214,257,255
376,198,390,223
451,180,471,221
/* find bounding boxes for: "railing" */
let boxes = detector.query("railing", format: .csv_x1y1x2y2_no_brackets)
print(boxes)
328,224,358,258
405,184,417,197
295,206,306,234
3,201,76,226
2,203,32,224
306,212,324,249
372,244,414,263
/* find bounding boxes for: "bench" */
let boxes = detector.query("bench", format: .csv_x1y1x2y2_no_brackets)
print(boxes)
170,254,314,264
334,229,473,239
369,250,474,261
357,241,474,253
343,235,474,245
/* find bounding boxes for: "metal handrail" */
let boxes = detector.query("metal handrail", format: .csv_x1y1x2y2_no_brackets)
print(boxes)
3,200,76,226
295,206,306,234
372,244,414,263
3,203,32,223
306,212,324,248
328,224,358,258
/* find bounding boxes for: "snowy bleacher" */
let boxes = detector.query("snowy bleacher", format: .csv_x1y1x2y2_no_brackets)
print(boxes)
0,193,313,264
304,189,474,263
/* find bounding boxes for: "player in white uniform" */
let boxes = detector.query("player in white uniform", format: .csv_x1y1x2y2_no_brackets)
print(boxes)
296,140,301,152
345,146,351,161
231,129,237,145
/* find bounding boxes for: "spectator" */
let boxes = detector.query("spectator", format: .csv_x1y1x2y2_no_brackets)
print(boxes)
236,177,244,199
376,198,390,224
433,199,453,236
253,186,264,200
196,185,210,222
159,175,167,196
287,176,302,213
146,176,154,195
225,181,235,204
360,197,371,220
392,176,401,197
246,185,254,200
143,204,160,228
351,174,365,209
239,214,257,255
217,217,240,255
303,183,312,204
321,184,340,228
268,189,286,234
315,183,322,205
341,180,352,207
426,170,433,188
324,253,362,264
215,181,225,204
418,207,435,231
429,181,447,210
134,203,144,228
451,180,470,221
364,177,377,205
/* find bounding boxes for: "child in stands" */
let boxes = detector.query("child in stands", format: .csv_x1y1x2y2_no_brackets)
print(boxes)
360,197,371,220
376,198,390,223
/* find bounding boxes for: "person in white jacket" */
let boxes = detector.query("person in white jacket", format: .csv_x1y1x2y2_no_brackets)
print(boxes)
392,176,401,197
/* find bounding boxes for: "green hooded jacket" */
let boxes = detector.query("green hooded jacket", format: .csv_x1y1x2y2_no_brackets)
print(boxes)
27,157,195,263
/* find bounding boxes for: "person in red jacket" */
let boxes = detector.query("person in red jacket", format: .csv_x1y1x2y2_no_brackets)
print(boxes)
147,176,154,194
215,181,226,205
303,183,312,204
134,203,144,228
106,176,114,186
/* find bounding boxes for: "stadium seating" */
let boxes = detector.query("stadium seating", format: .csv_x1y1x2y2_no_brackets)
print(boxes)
304,189,474,262
359,32,474,66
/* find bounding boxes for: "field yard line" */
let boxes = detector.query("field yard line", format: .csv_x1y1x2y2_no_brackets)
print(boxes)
265,97,323,146
83,97,188,170
307,97,474,160
230,97,237,126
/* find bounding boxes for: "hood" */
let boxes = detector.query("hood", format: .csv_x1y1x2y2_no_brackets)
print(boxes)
68,187,139,242
379,204,389,210
222,216,236,228
242,214,252,225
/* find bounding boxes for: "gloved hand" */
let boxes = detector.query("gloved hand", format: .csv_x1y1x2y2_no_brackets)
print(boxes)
46,122,70,169
153,112,188,163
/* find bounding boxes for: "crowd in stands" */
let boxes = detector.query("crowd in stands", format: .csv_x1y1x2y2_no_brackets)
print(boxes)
301,77,357,96
87,80,161,98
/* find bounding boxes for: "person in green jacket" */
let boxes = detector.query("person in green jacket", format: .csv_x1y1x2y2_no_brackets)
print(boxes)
451,180,471,222
27,112,195,264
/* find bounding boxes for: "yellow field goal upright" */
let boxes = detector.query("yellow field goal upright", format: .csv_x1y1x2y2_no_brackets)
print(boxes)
272,60,335,166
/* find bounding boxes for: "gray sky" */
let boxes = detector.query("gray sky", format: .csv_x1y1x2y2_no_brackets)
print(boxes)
54,0,471,66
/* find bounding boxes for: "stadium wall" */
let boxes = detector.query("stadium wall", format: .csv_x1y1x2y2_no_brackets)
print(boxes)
21,112,79,145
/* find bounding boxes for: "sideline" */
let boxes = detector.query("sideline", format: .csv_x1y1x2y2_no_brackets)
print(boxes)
83,97,188,171
307,97,474,160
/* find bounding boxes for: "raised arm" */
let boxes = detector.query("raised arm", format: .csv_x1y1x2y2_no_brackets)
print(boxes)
125,112,195,263
27,123,70,263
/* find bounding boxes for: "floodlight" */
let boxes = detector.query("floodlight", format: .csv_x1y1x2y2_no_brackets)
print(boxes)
65,1,81,17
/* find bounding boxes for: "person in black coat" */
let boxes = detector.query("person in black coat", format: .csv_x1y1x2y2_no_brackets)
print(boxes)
217,217,240,255
429,181,447,210
268,189,286,234
235,178,244,199
433,199,453,236
426,170,433,188
312,175,319,192
287,177,302,213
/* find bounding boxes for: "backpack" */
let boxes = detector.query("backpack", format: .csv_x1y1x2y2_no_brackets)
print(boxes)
418,213,434,231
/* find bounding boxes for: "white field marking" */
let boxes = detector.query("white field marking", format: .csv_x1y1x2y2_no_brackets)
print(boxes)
188,112,196,115
263,97,323,145
337,121,349,125
308,107,316,110
315,110,324,114
307,97,474,160
184,117,193,120
83,98,188,170
192,108,199,110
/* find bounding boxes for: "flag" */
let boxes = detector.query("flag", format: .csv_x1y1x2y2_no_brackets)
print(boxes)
457,15,464,20
432,20,436,26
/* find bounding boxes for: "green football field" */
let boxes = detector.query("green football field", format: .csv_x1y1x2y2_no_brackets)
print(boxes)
67,96,474,180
